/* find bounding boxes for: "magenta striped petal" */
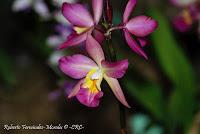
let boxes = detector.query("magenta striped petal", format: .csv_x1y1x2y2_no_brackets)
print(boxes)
124,30,148,59
58,32,88,50
59,54,98,79
126,16,158,37
86,34,105,65
62,2,94,27
123,0,137,23
76,87,103,107
104,75,130,108
68,79,85,98
101,59,128,79
92,0,103,24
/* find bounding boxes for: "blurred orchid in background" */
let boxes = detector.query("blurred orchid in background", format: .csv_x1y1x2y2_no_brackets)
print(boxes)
59,35,129,107
12,0,50,20
171,0,200,37
48,80,76,101
46,0,77,48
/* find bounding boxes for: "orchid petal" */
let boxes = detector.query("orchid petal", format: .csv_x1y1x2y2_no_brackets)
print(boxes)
102,59,129,79
171,0,196,7
123,0,137,23
86,34,105,65
34,0,50,19
68,79,85,98
58,31,88,49
137,37,148,47
92,0,103,24
12,0,32,11
46,35,64,48
104,75,130,108
126,16,158,37
76,87,103,107
59,54,98,79
92,29,105,44
124,30,148,59
62,2,94,27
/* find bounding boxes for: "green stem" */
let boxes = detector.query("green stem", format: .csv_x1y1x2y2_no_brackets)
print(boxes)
105,38,128,134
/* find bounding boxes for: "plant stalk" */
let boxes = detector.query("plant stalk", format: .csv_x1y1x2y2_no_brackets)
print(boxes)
105,38,128,134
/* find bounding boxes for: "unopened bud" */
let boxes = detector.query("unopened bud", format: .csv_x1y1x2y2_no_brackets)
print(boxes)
104,0,113,24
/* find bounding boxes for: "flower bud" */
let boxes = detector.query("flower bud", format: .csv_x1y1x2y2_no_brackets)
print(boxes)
104,0,113,24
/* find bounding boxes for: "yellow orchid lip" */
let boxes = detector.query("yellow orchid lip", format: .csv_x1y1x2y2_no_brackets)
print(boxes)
82,69,100,94
82,68,105,94
73,26,90,34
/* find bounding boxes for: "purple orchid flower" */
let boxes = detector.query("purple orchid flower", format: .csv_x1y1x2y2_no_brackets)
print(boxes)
12,0,50,20
171,0,200,35
58,0,104,49
48,80,76,101
58,35,130,108
122,0,158,59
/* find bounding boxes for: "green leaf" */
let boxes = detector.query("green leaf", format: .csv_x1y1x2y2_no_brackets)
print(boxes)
0,50,16,86
126,81,164,120
149,8,197,127
149,9,196,92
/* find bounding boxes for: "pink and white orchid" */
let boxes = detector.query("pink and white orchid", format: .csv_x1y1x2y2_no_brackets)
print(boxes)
59,35,130,108
122,0,158,59
58,0,104,49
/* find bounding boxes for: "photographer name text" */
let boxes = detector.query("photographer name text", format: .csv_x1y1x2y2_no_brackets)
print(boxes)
3,124,84,131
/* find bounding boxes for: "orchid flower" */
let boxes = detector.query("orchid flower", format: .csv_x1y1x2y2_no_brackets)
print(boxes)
59,35,130,108
171,0,200,35
121,0,158,59
47,0,78,48
58,0,104,49
12,0,50,20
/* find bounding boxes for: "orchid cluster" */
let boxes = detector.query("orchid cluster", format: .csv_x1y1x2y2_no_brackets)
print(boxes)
171,0,200,37
57,0,158,108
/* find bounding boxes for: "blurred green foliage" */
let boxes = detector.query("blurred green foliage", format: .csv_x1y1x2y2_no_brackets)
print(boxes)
0,49,16,87
125,8,198,134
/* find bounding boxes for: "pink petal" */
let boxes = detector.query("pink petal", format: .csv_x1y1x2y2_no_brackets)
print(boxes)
92,0,103,24
126,16,158,37
104,75,130,108
76,87,103,107
124,30,148,59
173,13,193,32
101,59,129,79
62,2,94,27
58,31,88,50
170,0,196,7
68,79,85,98
123,0,137,23
86,34,105,65
92,29,105,44
59,54,98,79
137,37,148,47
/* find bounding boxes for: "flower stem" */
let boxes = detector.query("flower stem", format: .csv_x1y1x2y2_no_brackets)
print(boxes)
105,25,125,37
105,38,128,134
